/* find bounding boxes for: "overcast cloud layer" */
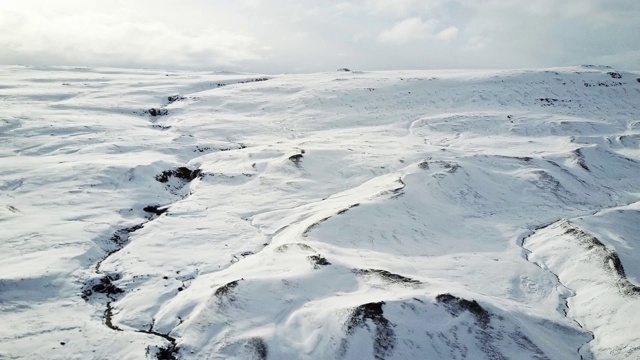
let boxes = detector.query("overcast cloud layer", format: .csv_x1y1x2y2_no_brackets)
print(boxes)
1,0,639,73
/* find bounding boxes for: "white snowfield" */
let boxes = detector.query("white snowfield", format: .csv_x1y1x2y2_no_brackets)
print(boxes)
0,65,639,360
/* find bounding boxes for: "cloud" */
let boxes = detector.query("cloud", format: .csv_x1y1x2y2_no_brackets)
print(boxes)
435,26,459,42
364,0,443,18
0,4,264,70
464,36,490,50
378,18,437,44
0,0,638,72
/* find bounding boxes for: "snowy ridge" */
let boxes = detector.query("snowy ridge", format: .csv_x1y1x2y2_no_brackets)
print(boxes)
525,214,640,359
1,65,640,359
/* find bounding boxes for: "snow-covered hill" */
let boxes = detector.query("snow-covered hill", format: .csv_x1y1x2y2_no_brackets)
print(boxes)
1,65,639,360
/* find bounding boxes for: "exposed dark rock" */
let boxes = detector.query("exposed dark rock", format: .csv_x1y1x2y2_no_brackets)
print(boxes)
572,149,590,171
341,302,396,360
584,80,623,87
289,154,303,167
436,293,491,327
302,216,331,237
538,98,572,106
353,269,421,285
308,255,330,268
146,108,169,117
140,322,179,360
154,343,179,360
156,167,202,183
215,78,269,88
563,223,640,295
337,203,360,215
608,252,626,278
194,146,211,153
274,243,313,253
246,337,268,360
433,161,460,173
509,331,546,358
143,205,168,216
82,275,124,300
167,95,186,104
239,77,269,84
607,72,622,79
493,155,533,163
215,280,240,297
92,276,124,295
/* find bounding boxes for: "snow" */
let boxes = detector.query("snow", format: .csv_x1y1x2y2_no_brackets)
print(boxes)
1,65,639,359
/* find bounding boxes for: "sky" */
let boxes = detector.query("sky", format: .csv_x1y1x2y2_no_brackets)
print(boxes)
1,0,638,73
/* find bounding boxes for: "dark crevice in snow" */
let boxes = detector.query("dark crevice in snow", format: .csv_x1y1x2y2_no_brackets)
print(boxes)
94,222,145,273
83,163,202,358
104,301,122,332
83,216,178,355
140,320,179,360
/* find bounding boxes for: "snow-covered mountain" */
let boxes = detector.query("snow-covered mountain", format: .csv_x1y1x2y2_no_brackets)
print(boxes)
1,65,639,360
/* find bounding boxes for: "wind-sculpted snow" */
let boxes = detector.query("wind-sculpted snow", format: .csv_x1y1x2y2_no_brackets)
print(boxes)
1,65,639,359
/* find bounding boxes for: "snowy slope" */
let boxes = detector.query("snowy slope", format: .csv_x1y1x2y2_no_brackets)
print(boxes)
1,65,639,360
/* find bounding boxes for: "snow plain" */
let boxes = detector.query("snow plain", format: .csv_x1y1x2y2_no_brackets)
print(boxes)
1,65,639,360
